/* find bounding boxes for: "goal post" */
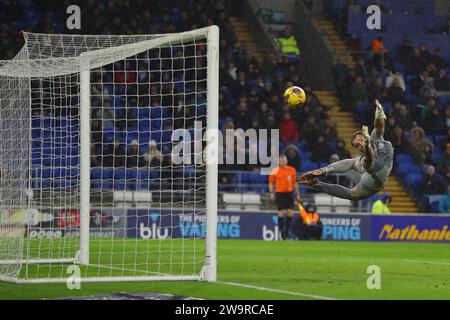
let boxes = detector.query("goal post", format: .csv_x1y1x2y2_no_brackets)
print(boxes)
0,26,219,283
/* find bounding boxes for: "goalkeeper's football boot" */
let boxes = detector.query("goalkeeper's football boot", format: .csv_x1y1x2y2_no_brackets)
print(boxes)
297,168,328,183
297,176,319,187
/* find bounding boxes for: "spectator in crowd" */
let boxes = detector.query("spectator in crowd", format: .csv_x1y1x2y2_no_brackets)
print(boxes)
143,140,162,167
422,104,446,136
371,192,392,214
301,84,321,112
409,127,434,165
412,70,429,95
432,48,447,70
355,56,369,81
284,144,302,170
320,115,339,142
348,75,368,109
332,58,349,96
127,140,143,168
420,98,438,120
384,115,397,138
371,36,385,56
233,102,251,130
387,78,405,104
419,77,439,102
257,102,271,128
336,139,352,160
260,52,279,75
280,112,299,145
91,144,101,167
389,125,410,154
396,38,414,66
405,48,421,75
438,143,450,181
418,43,433,70
91,119,103,152
103,140,126,168
385,69,406,92
311,135,332,164
420,165,447,211
371,36,388,70
95,100,115,129
277,27,300,57
395,104,415,131
300,115,320,147
435,69,450,91
322,153,350,187
369,77,388,102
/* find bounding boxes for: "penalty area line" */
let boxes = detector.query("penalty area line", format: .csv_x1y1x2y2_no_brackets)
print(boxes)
216,281,338,300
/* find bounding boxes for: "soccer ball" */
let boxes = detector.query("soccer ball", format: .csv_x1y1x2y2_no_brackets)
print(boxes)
283,86,306,108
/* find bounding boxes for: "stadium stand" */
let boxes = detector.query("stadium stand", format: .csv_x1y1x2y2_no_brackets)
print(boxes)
324,0,450,212
1,0,448,213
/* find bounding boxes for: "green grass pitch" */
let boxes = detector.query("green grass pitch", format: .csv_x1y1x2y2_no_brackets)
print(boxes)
1,240,450,300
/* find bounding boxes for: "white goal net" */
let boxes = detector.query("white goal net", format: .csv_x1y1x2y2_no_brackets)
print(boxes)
0,26,219,283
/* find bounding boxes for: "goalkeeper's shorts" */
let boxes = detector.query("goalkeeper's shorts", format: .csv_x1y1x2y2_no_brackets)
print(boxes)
354,172,385,199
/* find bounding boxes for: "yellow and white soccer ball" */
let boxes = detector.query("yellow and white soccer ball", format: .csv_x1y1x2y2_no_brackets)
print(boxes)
283,86,306,108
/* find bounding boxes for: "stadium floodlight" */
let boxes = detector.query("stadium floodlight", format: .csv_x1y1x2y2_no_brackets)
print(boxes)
0,26,219,283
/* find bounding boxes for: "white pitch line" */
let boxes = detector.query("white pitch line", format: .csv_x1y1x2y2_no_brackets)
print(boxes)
217,281,338,300
403,259,450,266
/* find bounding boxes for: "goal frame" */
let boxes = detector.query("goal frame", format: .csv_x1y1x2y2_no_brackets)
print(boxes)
0,25,219,284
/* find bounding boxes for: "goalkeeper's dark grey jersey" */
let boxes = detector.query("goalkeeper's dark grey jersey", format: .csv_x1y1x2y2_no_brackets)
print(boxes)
360,129,394,184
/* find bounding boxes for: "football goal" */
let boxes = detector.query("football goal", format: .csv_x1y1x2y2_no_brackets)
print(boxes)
0,26,219,283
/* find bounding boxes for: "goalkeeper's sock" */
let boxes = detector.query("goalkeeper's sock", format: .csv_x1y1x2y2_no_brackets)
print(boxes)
326,158,355,174
317,182,353,200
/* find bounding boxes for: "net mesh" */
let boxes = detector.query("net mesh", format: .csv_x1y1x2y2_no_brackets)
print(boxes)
0,27,216,282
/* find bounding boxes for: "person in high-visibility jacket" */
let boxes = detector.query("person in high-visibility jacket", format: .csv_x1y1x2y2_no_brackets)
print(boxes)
297,202,322,240
277,27,300,56
371,192,392,214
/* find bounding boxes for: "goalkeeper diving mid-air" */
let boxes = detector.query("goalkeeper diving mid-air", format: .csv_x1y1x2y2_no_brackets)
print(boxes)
298,100,393,200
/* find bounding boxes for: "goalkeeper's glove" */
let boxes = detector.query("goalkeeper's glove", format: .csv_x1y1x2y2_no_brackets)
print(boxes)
362,125,370,141
374,99,387,120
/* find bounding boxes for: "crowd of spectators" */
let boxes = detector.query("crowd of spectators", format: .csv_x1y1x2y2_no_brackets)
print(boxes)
1,0,351,194
331,1,450,211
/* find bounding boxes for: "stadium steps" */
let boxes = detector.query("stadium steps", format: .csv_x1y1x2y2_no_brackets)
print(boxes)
316,19,355,68
228,16,264,62
314,90,419,213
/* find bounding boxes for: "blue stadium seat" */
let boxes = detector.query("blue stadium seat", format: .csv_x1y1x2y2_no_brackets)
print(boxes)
301,161,318,172
397,163,422,178
396,153,413,164
114,169,126,180
126,169,139,180
114,85,126,95
327,141,337,152
138,107,151,119
139,119,150,131
151,119,162,130
150,107,163,119
405,173,423,197
434,135,446,151
138,168,149,180
299,150,311,161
